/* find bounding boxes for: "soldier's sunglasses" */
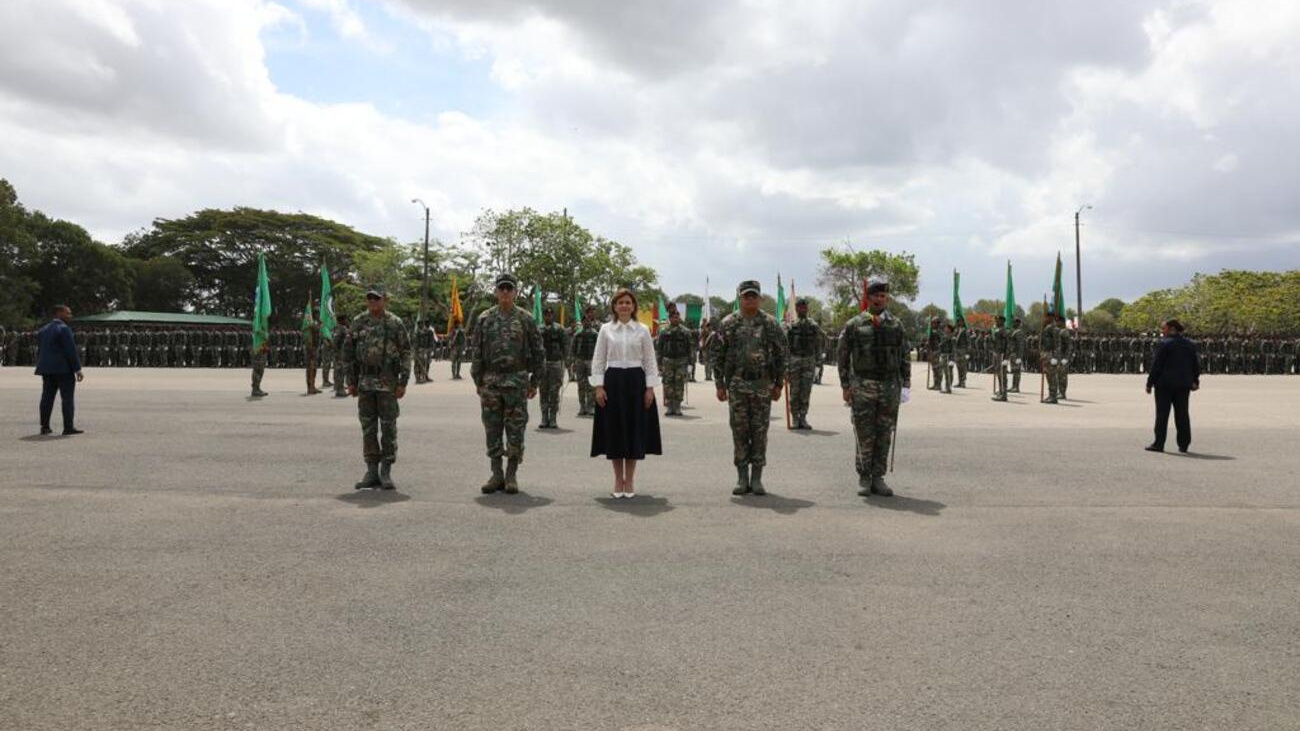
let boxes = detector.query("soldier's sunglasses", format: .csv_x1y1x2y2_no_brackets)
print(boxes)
497,284,515,292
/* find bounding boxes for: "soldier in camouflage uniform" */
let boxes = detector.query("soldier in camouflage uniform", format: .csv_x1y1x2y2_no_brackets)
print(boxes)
953,317,971,387
837,281,911,496
319,318,335,387
569,306,600,416
331,315,350,396
1039,311,1063,404
344,285,412,490
449,323,467,379
656,305,693,416
538,307,569,429
413,320,434,384
925,317,945,390
990,314,1010,402
472,273,545,494
250,336,269,397
784,298,823,430
1009,317,1026,392
712,280,788,497
304,306,323,395
1057,315,1073,399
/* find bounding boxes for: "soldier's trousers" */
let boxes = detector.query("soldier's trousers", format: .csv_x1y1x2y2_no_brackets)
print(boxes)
1045,360,1062,399
928,355,945,390
451,355,463,379
251,354,266,392
1010,358,1023,390
320,348,333,384
1059,362,1070,396
850,378,901,478
573,361,594,413
333,354,348,396
956,351,969,385
727,379,773,467
414,348,429,381
662,358,689,407
786,357,816,421
993,358,1008,397
480,380,529,461
541,361,565,419
358,389,400,463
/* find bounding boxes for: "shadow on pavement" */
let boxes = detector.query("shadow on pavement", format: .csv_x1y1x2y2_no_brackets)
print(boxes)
865,495,945,516
18,434,59,442
730,494,815,514
667,414,702,421
336,490,413,508
791,429,839,436
1179,452,1235,461
595,495,674,517
536,427,576,435
475,492,554,514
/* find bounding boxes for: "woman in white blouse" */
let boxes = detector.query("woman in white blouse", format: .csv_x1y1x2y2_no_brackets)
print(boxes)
590,288,663,497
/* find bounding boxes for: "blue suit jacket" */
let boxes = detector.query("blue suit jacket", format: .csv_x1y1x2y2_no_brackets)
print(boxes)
35,319,82,375
1146,334,1199,390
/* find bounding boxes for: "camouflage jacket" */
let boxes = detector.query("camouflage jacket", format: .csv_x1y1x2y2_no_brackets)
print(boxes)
785,317,824,358
711,311,788,387
837,309,911,387
344,311,412,392
470,305,544,389
540,322,569,363
656,322,694,361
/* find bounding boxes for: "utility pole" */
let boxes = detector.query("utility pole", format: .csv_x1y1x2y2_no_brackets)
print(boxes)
1074,204,1091,330
411,198,431,325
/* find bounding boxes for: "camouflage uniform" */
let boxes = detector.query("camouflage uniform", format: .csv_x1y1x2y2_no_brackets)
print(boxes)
471,289,544,492
1009,323,1026,392
1039,321,1062,403
990,320,1010,401
344,306,412,486
319,326,335,386
656,319,693,416
538,318,569,428
838,304,911,495
413,325,434,383
712,284,788,495
784,312,823,429
953,324,971,387
570,319,600,415
331,320,349,397
1058,322,1074,399
304,317,322,393
449,326,467,380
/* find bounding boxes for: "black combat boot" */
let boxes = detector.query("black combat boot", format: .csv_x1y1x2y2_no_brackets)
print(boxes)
749,465,766,496
732,465,751,495
355,462,381,490
504,458,520,494
870,476,894,497
378,461,396,490
857,474,872,496
481,457,505,493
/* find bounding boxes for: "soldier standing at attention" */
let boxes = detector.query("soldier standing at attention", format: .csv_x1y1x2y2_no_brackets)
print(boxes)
570,305,600,416
926,317,945,390
250,337,269,398
1057,315,1074,399
332,314,350,397
1009,317,1026,392
655,305,692,416
700,319,719,382
472,273,544,495
990,314,1010,402
713,280,788,497
953,316,971,387
449,322,467,380
538,306,569,429
345,285,411,491
785,297,823,430
303,305,323,395
1039,311,1062,404
319,317,335,388
837,281,910,496
413,320,433,384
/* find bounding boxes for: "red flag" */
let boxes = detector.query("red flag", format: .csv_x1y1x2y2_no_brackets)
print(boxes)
860,278,870,312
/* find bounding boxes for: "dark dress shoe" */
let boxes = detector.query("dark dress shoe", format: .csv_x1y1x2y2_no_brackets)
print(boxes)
1178,446,1189,453
62,428,85,435
40,426,53,435
1144,444,1163,452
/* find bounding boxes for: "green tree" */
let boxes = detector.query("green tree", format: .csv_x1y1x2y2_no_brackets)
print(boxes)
1095,297,1126,320
28,214,132,317
124,208,391,323
1081,308,1118,333
129,256,195,312
816,247,920,324
0,179,40,326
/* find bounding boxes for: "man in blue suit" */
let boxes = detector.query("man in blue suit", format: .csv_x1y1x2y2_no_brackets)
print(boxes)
1145,318,1199,453
35,304,85,436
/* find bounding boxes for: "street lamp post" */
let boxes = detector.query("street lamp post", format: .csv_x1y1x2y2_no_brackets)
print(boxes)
411,198,431,325
1074,204,1091,330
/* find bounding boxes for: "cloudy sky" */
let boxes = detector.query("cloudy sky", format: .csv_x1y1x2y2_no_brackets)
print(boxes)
2,0,1298,310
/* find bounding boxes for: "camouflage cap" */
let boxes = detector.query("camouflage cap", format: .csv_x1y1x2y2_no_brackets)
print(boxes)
494,272,518,288
795,297,809,306
737,280,761,295
365,284,386,297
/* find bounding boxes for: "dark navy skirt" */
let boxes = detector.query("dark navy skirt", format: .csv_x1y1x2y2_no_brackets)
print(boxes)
591,367,662,459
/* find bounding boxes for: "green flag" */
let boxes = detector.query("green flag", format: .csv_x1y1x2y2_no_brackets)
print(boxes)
319,264,335,340
252,252,271,350
1052,252,1066,318
775,273,786,323
1004,261,1016,325
533,287,543,323
300,296,313,336
952,269,964,323
574,293,582,328
658,296,668,323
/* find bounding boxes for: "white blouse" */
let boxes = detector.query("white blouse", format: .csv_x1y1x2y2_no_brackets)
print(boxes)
589,319,662,388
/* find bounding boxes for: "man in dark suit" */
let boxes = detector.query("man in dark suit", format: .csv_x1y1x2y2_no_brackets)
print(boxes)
1145,319,1199,453
35,304,85,436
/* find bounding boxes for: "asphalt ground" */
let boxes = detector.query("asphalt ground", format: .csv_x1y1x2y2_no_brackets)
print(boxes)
2,363,1297,730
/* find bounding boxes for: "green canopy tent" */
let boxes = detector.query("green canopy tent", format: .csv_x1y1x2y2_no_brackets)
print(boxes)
76,311,251,327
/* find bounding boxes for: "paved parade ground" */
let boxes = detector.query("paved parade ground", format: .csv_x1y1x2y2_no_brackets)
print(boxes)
2,364,1297,730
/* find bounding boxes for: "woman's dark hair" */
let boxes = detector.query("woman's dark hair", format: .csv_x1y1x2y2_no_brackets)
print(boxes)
609,288,638,319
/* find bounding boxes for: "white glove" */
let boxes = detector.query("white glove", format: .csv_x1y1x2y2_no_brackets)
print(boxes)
1002,359,1010,367
900,387,910,404
1050,358,1059,365
1014,358,1022,365
948,361,956,368
1062,359,1069,365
